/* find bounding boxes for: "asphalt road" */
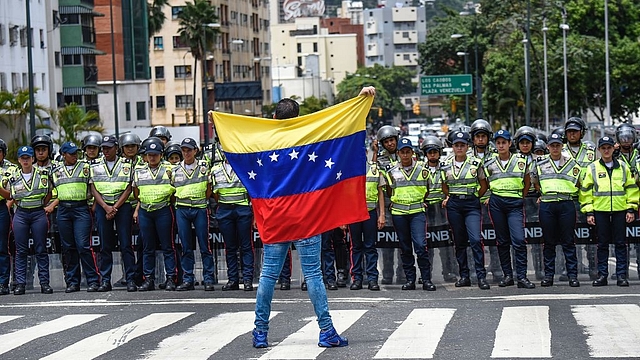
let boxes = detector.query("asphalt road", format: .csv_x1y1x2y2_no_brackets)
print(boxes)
0,274,639,360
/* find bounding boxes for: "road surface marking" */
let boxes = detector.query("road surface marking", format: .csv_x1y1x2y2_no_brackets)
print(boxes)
572,304,640,358
491,306,551,358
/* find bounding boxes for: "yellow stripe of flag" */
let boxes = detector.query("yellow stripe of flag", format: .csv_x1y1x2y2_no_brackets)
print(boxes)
211,95,373,154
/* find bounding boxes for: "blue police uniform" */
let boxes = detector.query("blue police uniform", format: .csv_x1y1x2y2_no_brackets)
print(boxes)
0,158,17,293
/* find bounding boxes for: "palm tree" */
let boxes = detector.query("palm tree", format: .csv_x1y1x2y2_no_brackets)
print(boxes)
148,0,170,37
45,103,104,146
177,0,219,123
0,89,47,132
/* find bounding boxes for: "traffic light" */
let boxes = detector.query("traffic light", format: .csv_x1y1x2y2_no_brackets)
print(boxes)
378,107,383,117
451,100,457,114
412,103,420,115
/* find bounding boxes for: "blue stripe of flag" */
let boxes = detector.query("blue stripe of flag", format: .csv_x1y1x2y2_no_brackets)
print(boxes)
225,131,366,199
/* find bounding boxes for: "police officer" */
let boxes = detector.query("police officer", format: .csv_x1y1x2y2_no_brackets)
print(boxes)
0,139,16,295
82,134,102,161
374,125,405,285
348,144,384,291
31,135,55,170
531,133,580,287
483,130,535,289
149,125,172,145
173,138,216,291
212,154,255,291
580,136,638,287
422,136,458,283
385,138,435,291
132,138,177,291
441,131,490,290
51,142,100,292
90,135,137,292
469,119,502,283
7,146,53,295
165,141,183,164
563,117,598,280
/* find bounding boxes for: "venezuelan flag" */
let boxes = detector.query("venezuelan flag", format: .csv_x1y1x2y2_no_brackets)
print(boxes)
211,95,373,244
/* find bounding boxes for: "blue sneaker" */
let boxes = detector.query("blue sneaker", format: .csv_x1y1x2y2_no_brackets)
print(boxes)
318,326,348,347
252,329,268,348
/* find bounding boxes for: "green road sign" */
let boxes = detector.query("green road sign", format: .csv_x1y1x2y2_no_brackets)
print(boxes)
421,75,473,96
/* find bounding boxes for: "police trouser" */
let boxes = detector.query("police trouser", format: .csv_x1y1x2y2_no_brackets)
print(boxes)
446,195,486,279
321,228,348,283
0,202,10,286
139,206,177,280
426,204,457,277
176,206,215,284
381,194,404,283
216,203,254,282
349,209,380,282
481,203,501,278
96,203,135,284
13,208,49,285
576,200,597,274
489,195,528,280
594,211,628,278
392,211,431,283
525,196,544,277
58,203,99,286
279,247,292,282
539,200,578,278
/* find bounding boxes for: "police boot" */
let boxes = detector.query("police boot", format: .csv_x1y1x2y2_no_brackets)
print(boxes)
336,270,348,287
164,276,176,291
138,279,155,291
40,283,54,294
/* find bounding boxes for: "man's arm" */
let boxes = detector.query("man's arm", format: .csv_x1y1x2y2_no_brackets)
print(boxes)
358,86,376,97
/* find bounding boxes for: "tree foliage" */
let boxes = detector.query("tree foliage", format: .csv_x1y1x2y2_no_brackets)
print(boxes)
44,103,104,146
147,0,170,37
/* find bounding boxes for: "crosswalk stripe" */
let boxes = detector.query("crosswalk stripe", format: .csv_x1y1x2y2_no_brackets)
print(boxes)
572,304,640,358
0,316,22,325
0,314,104,356
491,306,551,358
142,311,280,359
374,308,456,359
259,309,367,360
41,312,193,360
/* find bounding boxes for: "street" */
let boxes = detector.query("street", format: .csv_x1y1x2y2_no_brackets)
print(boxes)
0,274,639,360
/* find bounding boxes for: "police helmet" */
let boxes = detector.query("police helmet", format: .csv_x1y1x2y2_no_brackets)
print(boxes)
81,134,102,150
564,117,586,136
142,137,165,154
533,139,548,154
583,140,596,149
470,119,493,140
149,125,172,141
164,141,183,161
140,137,155,155
30,134,54,159
420,135,443,155
0,138,7,155
536,133,548,143
615,123,636,144
376,125,399,142
514,126,536,144
551,127,566,143
119,133,142,148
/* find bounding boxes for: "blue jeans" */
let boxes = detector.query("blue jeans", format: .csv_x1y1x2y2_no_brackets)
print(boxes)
13,208,49,285
176,207,215,283
392,211,431,282
255,235,333,332
139,206,177,280
0,203,10,286
349,209,379,282
216,204,254,282
96,203,135,283
446,196,486,279
489,195,528,280
58,205,100,286
539,201,578,278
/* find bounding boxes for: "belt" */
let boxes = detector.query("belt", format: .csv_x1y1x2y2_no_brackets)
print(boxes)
449,194,476,200
17,206,44,213
59,200,88,208
218,203,249,208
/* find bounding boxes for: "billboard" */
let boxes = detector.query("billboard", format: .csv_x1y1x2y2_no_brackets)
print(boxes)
281,0,325,22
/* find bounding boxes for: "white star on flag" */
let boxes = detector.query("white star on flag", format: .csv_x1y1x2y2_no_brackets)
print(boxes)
257,159,263,166
289,149,299,159
336,171,342,180
269,152,279,162
325,158,334,169
308,152,318,162
248,170,257,179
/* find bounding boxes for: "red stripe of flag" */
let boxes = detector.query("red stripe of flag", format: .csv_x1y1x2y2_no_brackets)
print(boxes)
252,176,369,244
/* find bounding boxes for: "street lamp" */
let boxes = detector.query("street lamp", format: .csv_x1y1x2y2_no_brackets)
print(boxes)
604,0,612,126
542,20,550,133
459,2,483,118
522,35,530,126
456,51,470,125
201,22,220,146
560,10,569,121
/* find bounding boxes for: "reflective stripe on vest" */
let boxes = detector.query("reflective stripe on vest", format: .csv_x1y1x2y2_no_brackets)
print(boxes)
536,156,580,202
10,169,48,208
52,161,89,201
173,162,209,208
136,165,174,211
387,162,427,215
442,157,480,196
365,163,380,210
91,158,131,204
212,164,249,205
426,166,445,204
484,155,526,198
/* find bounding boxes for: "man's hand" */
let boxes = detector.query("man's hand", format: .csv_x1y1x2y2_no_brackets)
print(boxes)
587,215,595,226
626,212,635,223
359,86,376,97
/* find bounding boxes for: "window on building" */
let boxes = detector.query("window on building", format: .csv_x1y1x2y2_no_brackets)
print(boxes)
64,95,82,105
149,96,153,109
41,74,46,90
171,7,183,20
313,43,318,52
62,54,82,65
175,95,193,108
136,101,146,120
155,66,165,79
61,14,79,24
172,36,188,49
174,65,191,79
54,52,61,67
403,54,410,61
153,36,163,50
402,31,409,38
0,24,5,45
297,43,301,53
19,27,28,47
9,26,18,46
39,29,44,48
125,102,131,121
156,96,166,109
0,73,6,92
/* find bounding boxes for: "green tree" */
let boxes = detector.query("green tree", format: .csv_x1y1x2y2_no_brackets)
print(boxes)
177,0,219,122
299,96,329,116
0,89,47,132
148,0,170,37
45,103,104,146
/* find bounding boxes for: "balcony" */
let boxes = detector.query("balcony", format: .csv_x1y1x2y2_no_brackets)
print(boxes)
84,65,98,83
393,31,418,44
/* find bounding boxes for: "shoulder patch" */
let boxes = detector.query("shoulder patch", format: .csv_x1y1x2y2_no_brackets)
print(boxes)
472,161,478,166
122,158,131,164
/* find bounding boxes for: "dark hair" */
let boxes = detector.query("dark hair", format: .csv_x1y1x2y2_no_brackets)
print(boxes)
274,98,299,120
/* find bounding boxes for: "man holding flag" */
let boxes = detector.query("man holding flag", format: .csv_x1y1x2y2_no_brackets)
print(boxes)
212,86,376,349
